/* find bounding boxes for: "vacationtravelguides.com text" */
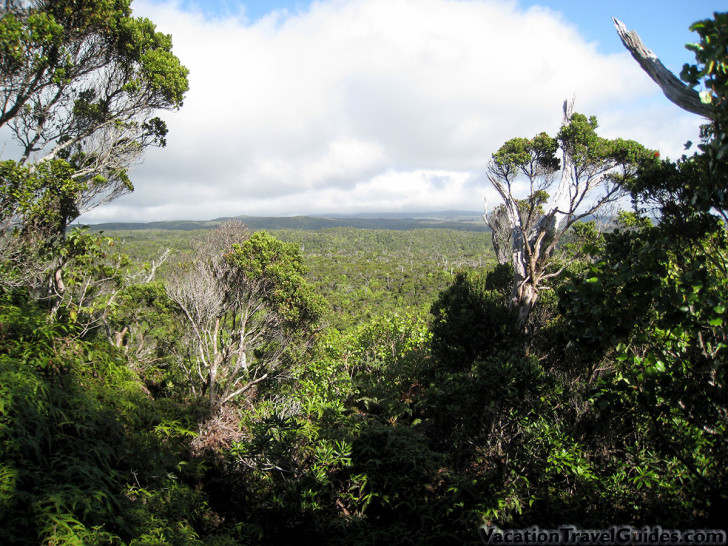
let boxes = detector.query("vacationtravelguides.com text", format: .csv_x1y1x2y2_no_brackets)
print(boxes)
479,525,727,545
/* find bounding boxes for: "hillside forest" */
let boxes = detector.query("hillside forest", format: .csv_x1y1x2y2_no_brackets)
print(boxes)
1,2,728,544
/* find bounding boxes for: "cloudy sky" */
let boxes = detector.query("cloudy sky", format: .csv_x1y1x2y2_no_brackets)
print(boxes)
78,0,723,223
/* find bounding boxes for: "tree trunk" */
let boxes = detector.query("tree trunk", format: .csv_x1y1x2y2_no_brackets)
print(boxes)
509,231,536,326
114,326,129,348
48,264,65,318
515,282,538,327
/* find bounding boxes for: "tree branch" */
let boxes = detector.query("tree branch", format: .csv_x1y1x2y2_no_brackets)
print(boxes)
612,18,713,119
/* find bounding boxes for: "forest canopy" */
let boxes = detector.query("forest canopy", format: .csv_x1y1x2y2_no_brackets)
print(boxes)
1,3,727,544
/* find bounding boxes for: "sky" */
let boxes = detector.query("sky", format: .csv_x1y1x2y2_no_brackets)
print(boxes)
76,0,725,223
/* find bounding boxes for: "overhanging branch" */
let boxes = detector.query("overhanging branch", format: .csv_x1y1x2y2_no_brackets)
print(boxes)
613,17,713,119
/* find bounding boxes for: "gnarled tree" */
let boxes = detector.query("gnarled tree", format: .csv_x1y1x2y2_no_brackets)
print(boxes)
485,100,655,326
0,0,188,298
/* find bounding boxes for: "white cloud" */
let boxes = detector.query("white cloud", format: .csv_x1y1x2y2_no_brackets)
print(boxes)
78,0,704,223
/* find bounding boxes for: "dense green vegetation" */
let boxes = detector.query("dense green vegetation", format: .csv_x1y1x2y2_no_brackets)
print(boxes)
107,226,494,330
2,2,728,544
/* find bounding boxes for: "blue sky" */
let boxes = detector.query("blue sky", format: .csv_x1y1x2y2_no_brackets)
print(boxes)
175,0,305,20
167,0,719,73
521,1,719,67
79,0,726,222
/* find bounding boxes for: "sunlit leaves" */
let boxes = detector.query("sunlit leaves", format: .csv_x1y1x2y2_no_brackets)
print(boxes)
681,12,728,109
228,231,325,325
491,132,560,181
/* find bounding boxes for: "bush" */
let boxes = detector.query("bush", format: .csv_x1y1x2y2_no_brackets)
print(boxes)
430,272,520,369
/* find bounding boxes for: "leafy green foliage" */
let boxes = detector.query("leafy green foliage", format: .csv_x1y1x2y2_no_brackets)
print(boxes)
559,224,728,523
681,12,728,109
5,8,728,543
167,224,325,414
0,0,189,310
676,12,728,219
109,226,494,331
430,271,520,369
0,295,211,543
275,227,493,330
491,132,560,175
549,11,728,527
227,231,325,326
344,311,432,421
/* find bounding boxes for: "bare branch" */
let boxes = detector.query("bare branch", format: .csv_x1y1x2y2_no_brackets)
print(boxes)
612,18,712,119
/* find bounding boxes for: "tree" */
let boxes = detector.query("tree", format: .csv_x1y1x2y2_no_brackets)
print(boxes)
430,271,519,369
615,13,728,220
0,0,188,296
552,12,728,523
485,101,654,326
167,222,325,414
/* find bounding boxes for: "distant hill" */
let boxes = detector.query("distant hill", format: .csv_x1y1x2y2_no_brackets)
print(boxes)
84,211,489,232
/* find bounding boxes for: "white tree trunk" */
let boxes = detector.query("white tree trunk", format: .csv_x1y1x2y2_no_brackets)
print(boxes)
546,97,576,232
